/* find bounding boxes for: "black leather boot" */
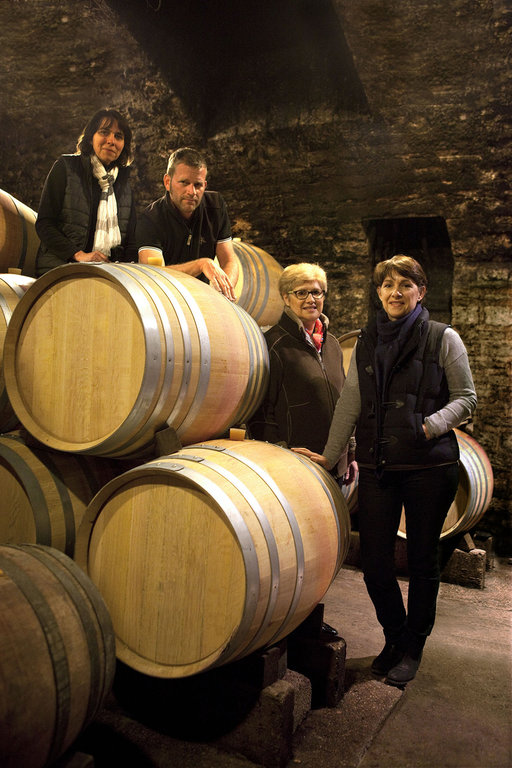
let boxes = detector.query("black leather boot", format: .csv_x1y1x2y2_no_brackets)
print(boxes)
386,651,423,686
371,642,405,676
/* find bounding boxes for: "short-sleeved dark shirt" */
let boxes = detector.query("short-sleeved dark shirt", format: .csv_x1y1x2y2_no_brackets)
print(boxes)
136,190,232,279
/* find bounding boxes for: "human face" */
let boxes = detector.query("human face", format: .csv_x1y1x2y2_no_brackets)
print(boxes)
283,280,325,331
92,119,125,165
377,270,426,321
164,163,207,220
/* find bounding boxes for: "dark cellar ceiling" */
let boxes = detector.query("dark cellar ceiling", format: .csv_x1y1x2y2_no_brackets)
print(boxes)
106,0,370,136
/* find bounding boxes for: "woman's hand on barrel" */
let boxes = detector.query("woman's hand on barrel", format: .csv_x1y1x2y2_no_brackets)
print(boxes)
74,250,109,263
202,259,237,301
291,446,330,469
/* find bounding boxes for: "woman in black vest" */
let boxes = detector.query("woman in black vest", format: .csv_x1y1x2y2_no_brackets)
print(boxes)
293,255,477,685
35,108,137,275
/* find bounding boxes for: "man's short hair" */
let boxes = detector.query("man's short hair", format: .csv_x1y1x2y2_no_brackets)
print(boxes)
166,147,208,177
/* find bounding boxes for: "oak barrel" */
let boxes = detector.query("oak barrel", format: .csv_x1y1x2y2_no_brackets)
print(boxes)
337,328,360,376
398,428,494,540
0,432,134,557
4,263,269,457
0,189,40,276
0,543,115,768
75,438,351,678
0,273,36,431
232,240,283,327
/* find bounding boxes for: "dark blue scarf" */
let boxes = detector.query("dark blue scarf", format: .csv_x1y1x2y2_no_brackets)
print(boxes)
375,303,423,395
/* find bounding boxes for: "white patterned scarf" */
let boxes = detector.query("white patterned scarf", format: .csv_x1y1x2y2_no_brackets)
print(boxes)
90,155,121,257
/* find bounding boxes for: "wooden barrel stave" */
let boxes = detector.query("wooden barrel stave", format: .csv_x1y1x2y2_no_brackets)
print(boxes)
232,240,284,327
75,439,351,678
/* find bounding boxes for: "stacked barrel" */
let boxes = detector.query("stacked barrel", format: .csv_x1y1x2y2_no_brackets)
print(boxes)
0,247,351,764
0,188,40,276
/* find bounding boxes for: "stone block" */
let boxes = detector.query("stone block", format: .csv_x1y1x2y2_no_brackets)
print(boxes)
287,603,347,708
441,547,486,589
215,670,311,768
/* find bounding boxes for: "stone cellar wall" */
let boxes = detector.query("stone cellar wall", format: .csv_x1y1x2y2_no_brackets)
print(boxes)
0,0,510,552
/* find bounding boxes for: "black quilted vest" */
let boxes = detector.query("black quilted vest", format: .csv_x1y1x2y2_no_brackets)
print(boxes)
355,308,459,470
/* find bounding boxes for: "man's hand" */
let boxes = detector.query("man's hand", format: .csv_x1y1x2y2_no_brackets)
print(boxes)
202,259,236,301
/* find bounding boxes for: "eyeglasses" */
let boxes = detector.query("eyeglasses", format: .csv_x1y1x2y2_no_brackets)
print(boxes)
288,289,326,300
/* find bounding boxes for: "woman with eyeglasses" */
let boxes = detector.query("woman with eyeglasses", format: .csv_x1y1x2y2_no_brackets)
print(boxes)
249,263,355,638
35,108,137,275
249,262,351,459
293,255,477,685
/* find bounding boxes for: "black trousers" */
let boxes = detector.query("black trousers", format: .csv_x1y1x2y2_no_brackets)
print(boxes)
357,463,460,655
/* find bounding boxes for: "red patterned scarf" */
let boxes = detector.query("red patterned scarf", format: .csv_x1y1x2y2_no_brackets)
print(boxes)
305,318,324,351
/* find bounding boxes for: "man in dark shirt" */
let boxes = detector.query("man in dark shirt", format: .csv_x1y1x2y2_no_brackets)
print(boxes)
136,147,238,300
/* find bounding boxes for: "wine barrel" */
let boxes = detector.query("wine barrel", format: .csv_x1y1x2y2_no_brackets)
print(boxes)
232,240,283,327
0,543,115,768
0,189,40,277
398,428,494,540
337,329,360,376
4,263,269,457
0,274,36,431
0,432,135,557
75,438,351,678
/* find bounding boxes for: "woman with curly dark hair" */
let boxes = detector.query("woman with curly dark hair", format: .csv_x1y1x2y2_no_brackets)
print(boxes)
35,108,137,275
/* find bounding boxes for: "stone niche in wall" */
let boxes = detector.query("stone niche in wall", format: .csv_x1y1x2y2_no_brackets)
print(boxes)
362,216,454,326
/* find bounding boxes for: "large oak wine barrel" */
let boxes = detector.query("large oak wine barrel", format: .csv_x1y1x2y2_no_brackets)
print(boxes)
0,273,36,431
398,428,494,540
75,438,351,678
4,263,269,457
0,189,40,277
0,543,115,768
232,240,283,327
0,432,135,557
337,328,360,375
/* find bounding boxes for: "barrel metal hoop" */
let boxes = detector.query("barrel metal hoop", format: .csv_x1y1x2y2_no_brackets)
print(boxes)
171,453,281,656
227,303,269,425
291,451,344,576
121,264,194,434
0,290,11,324
189,444,305,646
9,193,29,269
0,273,33,298
109,264,177,449
0,441,53,545
155,463,261,662
235,242,268,321
154,269,212,437
234,242,253,309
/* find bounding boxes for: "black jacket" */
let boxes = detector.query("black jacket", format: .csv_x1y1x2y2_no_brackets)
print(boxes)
248,309,345,454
